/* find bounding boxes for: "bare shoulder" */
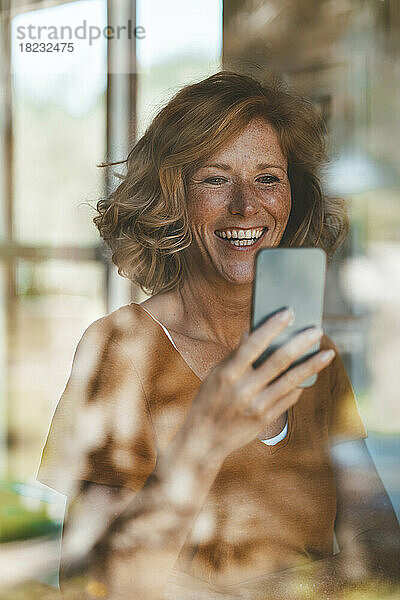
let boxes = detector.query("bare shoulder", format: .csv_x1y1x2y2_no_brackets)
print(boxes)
70,304,158,378
140,290,183,331
82,303,148,344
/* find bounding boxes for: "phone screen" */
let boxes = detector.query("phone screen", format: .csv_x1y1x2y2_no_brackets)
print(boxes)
251,248,327,387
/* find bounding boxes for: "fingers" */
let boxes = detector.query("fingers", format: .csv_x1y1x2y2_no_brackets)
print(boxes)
245,387,303,420
228,309,294,378
246,326,324,396
247,348,335,416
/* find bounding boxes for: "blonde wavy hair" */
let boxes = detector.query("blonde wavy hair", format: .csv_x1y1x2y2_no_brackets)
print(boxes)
94,71,348,295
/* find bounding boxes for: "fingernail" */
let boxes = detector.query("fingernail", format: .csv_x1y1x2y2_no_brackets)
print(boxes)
307,326,323,339
276,307,294,322
320,349,335,361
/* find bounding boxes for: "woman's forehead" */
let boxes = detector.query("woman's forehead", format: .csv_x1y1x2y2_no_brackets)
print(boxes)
198,118,287,170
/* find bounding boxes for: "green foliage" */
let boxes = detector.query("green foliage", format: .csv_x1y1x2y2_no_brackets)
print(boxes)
0,482,59,543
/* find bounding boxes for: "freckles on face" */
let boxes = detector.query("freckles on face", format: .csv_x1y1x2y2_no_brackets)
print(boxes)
261,186,292,247
185,118,292,284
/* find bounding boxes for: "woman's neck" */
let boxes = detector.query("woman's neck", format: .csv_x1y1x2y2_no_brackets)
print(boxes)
166,270,253,351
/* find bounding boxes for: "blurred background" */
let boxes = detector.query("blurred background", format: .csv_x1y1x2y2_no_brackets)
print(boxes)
0,0,399,597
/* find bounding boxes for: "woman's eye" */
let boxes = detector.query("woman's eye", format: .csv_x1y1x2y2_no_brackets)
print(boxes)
256,175,279,184
204,177,227,185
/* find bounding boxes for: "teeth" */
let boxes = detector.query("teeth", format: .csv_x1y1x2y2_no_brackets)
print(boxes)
228,239,256,246
215,228,266,242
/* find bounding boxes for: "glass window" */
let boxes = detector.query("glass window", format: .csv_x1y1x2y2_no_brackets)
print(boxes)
8,258,106,482
136,0,223,135
0,83,6,242
11,0,107,246
0,262,7,476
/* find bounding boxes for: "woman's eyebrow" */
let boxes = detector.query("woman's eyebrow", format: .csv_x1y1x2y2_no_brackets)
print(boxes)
256,163,287,173
201,163,232,171
199,162,287,173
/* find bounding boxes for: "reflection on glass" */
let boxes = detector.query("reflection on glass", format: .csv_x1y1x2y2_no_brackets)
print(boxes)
0,262,6,478
8,259,106,482
11,0,107,246
0,89,5,241
340,189,400,435
136,0,222,135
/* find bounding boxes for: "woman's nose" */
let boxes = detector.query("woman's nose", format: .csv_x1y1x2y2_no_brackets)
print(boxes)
228,182,259,217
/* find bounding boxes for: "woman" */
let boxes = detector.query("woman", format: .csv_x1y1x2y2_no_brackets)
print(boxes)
37,71,399,599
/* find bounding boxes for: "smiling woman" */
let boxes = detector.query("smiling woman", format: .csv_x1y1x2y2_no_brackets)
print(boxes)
94,71,346,295
37,71,400,600
185,117,292,284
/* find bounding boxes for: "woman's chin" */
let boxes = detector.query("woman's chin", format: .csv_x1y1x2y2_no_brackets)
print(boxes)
219,265,255,286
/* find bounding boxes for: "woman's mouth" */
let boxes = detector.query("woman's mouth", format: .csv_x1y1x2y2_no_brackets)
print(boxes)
214,227,267,248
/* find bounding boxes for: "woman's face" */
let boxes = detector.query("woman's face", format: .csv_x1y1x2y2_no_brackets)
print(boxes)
186,117,292,285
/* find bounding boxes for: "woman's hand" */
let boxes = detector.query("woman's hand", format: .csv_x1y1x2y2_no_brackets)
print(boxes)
184,309,335,460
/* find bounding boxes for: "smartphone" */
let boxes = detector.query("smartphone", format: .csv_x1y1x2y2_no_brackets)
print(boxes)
251,248,327,387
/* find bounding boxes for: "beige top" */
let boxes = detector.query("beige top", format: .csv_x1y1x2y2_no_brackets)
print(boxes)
37,302,367,586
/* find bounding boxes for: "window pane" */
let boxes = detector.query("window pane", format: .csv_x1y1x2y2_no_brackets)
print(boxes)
7,258,106,482
340,189,400,434
136,0,222,135
11,0,107,246
0,13,9,242
0,262,7,477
